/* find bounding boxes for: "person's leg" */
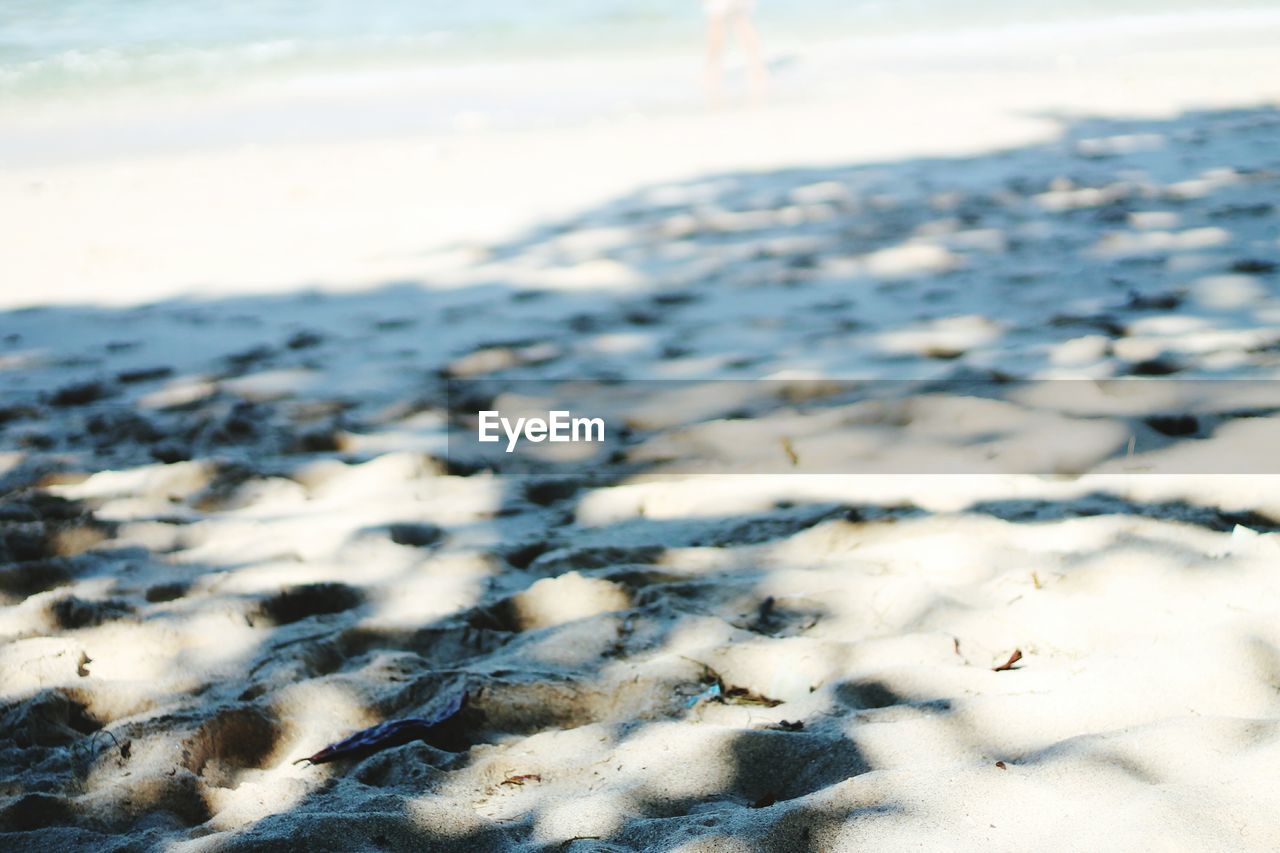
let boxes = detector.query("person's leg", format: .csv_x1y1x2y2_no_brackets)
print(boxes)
733,11,771,99
704,12,728,100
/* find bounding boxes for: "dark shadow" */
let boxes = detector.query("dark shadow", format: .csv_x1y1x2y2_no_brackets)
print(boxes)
967,492,1280,532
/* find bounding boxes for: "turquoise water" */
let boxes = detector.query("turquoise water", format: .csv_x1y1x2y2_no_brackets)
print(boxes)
1,0,1273,99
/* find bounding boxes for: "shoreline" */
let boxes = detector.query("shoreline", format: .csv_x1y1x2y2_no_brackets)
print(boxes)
5,7,1280,167
2,32,1278,309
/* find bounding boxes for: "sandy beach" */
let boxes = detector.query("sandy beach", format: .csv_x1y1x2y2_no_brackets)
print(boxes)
4,11,1280,851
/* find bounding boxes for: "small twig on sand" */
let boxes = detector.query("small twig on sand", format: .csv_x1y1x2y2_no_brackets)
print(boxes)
992,649,1023,672
758,596,775,622
500,774,541,786
748,595,777,633
780,437,799,466
74,729,131,775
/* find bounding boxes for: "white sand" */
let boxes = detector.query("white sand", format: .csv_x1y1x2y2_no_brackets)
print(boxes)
3,19,1280,852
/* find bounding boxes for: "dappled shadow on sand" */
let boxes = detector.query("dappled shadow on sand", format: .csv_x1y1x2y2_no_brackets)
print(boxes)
3,104,1280,849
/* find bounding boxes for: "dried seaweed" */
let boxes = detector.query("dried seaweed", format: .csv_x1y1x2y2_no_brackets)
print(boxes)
296,691,466,765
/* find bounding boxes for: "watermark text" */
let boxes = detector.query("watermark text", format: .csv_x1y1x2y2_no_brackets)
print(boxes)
478,410,606,453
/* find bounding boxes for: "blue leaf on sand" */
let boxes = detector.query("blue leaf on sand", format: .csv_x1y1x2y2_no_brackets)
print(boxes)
686,682,722,708
297,691,466,765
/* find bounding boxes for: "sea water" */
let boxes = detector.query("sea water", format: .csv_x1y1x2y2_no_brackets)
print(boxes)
3,0,1274,101
3,0,1277,165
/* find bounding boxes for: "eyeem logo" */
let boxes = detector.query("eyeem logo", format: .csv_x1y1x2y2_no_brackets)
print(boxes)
478,410,606,453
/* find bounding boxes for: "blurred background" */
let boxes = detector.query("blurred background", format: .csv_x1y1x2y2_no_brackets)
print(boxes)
4,0,1279,159
1,1,1278,303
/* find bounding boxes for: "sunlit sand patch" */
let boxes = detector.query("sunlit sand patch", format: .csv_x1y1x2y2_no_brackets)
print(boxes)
862,243,961,278
368,559,490,630
137,375,218,409
221,368,319,402
872,314,1002,359
1190,273,1267,310
1090,226,1231,257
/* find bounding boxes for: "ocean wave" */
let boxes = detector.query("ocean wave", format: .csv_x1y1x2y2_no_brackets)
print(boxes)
0,32,464,99
1,0,1273,101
